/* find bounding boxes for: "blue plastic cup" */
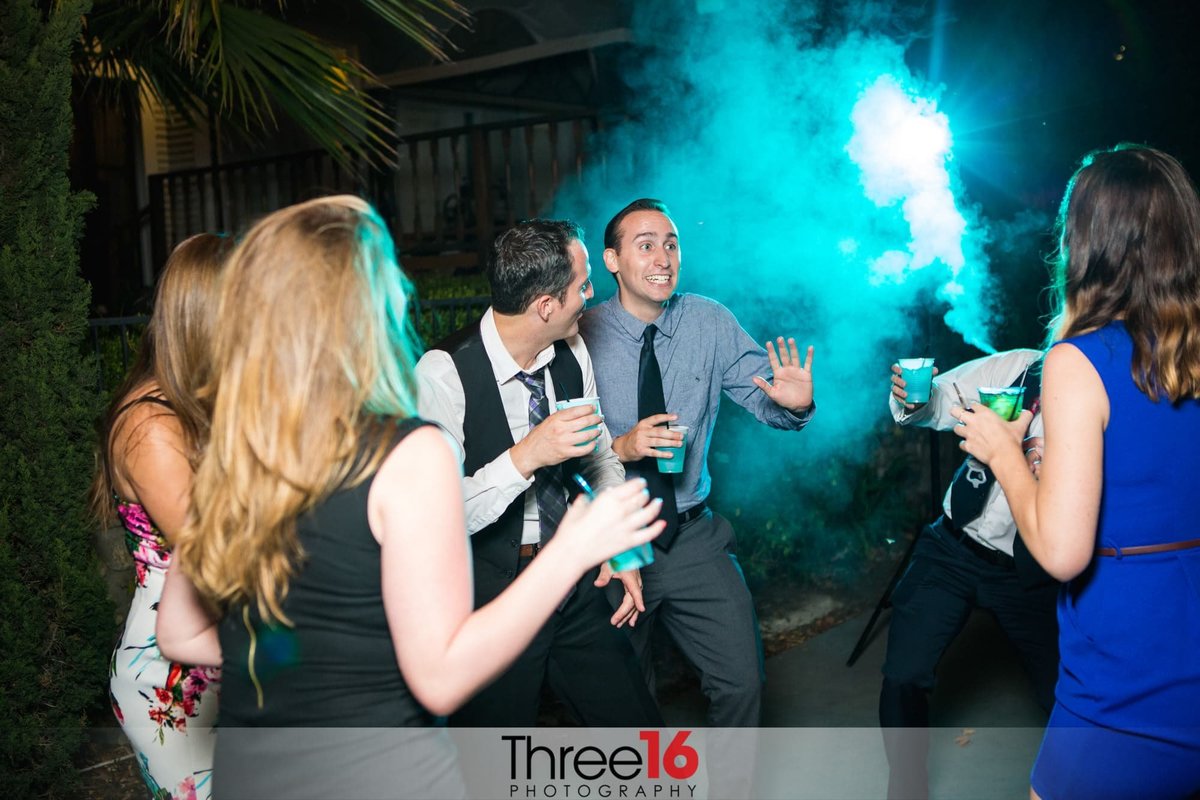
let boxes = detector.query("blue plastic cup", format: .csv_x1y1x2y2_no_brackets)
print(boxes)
555,396,601,452
897,358,935,404
656,424,688,474
570,473,655,572
608,542,654,572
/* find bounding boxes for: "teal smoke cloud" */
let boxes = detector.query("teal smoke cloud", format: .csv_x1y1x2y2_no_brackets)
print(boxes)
552,1,1040,533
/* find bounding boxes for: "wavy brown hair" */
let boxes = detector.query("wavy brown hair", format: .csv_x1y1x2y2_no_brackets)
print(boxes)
175,196,421,624
90,233,232,527
1048,144,1200,402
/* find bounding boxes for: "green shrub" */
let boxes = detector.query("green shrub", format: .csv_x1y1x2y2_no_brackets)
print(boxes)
409,271,490,346
87,320,146,399
411,269,490,299
709,404,926,595
0,1,113,795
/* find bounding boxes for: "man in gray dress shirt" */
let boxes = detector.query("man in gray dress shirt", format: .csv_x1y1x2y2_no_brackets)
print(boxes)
579,198,816,729
883,350,1058,799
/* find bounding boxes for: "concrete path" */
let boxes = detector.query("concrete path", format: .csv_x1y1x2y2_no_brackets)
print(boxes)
660,607,1048,799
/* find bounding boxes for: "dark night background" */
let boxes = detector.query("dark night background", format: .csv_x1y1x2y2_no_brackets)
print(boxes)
915,0,1200,218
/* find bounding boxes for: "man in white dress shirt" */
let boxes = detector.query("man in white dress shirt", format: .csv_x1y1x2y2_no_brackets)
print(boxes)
881,349,1059,799
416,219,661,726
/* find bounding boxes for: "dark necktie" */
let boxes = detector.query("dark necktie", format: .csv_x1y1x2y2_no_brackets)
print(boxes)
635,324,679,549
948,363,1041,528
514,370,567,542
948,456,993,528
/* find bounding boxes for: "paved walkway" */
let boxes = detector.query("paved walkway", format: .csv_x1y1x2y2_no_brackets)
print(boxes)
660,607,1048,799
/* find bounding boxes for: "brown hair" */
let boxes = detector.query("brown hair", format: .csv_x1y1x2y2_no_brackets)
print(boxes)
175,196,421,624
487,219,582,314
1048,145,1200,402
603,198,672,253
90,233,232,527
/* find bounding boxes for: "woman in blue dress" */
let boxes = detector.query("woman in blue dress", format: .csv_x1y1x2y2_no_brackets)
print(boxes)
953,145,1200,799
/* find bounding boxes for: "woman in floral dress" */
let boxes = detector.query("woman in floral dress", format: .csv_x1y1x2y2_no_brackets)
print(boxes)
92,234,230,799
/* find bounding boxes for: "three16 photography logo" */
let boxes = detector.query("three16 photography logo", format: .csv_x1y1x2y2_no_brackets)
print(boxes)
500,730,701,798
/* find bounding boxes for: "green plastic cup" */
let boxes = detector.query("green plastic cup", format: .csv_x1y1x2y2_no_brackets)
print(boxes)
897,358,935,404
977,386,1025,421
656,424,688,474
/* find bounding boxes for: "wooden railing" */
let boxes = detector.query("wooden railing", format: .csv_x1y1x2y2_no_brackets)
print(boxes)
89,295,490,395
147,113,602,275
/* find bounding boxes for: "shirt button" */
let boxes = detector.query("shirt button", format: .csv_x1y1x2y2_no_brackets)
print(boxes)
504,570,515,579
509,539,518,547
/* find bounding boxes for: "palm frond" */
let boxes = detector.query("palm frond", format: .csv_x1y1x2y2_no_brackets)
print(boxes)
155,0,469,63
78,3,209,121
208,4,395,165
356,0,471,62
78,0,473,168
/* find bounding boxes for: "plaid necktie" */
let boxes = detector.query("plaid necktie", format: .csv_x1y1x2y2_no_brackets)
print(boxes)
514,370,568,543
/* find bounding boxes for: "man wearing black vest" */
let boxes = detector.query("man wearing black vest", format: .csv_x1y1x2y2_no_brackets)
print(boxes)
882,349,1059,799
416,219,661,726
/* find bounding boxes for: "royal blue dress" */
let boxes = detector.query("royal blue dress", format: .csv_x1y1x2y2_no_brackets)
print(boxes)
1031,322,1200,799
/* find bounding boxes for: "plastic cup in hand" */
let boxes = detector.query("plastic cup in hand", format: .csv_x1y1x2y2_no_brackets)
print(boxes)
608,542,654,572
555,396,601,452
571,474,655,572
897,358,935,404
656,424,688,474
977,386,1026,421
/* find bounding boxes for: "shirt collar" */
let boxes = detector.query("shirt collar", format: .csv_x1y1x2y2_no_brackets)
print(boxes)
601,292,682,342
481,307,557,385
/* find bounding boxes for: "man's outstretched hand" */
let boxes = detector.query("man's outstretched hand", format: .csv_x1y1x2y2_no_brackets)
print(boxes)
753,337,814,412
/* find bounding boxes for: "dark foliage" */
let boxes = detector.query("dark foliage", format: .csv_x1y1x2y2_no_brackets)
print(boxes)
0,1,114,795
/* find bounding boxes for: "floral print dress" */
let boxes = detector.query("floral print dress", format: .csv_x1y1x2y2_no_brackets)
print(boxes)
110,499,220,800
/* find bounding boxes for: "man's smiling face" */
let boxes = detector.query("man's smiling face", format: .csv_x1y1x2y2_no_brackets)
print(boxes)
603,210,680,322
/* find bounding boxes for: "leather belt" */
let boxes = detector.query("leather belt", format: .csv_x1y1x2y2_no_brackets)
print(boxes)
1097,538,1200,557
938,517,1014,570
518,543,541,559
678,501,708,527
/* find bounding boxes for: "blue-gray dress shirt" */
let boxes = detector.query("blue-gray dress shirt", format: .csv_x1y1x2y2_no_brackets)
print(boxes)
580,293,814,512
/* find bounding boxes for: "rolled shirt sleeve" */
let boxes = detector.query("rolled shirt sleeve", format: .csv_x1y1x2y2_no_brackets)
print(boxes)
716,303,815,430
416,349,533,535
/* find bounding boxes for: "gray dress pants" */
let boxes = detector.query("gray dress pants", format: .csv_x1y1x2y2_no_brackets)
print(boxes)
612,508,766,727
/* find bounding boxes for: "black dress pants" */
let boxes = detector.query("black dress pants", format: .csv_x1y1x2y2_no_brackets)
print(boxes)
451,562,662,727
879,521,1059,799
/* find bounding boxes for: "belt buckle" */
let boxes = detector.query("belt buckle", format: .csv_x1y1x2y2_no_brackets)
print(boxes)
677,502,706,526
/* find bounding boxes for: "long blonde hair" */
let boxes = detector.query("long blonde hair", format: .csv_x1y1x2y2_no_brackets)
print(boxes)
176,196,421,623
1046,145,1200,402
90,233,231,527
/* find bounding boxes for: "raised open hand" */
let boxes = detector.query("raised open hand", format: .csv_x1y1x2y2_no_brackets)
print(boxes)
753,337,814,412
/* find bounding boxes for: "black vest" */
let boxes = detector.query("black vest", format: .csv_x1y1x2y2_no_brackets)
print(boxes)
432,322,585,605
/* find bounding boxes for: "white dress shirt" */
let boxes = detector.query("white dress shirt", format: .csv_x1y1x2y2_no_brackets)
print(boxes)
890,348,1045,556
416,308,625,543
